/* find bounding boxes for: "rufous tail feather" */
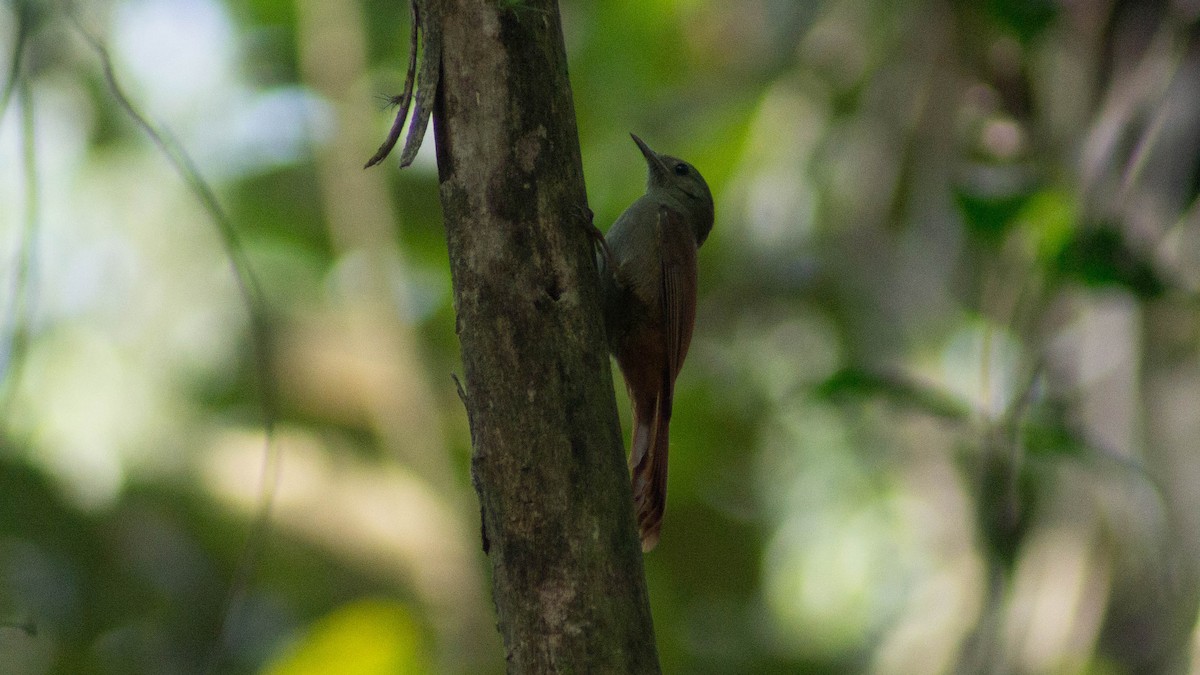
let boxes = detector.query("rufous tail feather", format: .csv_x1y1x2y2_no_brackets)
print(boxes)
630,393,671,551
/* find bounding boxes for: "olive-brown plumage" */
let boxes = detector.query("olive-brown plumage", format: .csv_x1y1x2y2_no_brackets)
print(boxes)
601,134,713,551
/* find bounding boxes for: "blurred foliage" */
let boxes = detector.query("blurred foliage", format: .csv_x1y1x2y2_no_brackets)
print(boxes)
3,0,1200,673
263,599,429,675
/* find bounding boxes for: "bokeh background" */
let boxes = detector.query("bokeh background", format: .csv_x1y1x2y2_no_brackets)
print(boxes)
4,0,1200,672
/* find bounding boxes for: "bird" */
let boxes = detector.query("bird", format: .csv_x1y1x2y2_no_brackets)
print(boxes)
598,133,713,551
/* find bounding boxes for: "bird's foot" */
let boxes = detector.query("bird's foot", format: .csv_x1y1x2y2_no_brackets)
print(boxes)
574,205,615,274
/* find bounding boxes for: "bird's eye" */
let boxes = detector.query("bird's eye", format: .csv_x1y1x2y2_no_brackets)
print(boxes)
674,163,689,176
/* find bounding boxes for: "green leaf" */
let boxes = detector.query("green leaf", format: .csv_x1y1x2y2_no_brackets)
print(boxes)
816,368,972,422
1054,226,1166,299
986,0,1058,44
954,186,1033,246
1018,188,1076,262
1020,402,1086,460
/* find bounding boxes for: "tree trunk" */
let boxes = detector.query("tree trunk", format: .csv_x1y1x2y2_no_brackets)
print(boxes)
430,0,661,671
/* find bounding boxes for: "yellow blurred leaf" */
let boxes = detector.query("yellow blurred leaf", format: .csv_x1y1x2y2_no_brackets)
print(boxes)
264,599,428,675
1019,188,1076,262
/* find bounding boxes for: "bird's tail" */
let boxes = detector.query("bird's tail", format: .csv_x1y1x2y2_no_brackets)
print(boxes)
629,392,671,551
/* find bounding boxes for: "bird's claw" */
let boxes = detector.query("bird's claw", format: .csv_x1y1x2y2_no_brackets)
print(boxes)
575,205,615,273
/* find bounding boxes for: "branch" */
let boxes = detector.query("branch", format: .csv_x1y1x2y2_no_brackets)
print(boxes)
364,0,441,168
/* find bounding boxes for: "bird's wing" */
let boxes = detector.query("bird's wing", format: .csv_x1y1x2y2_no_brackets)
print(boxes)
631,205,698,550
658,205,698,385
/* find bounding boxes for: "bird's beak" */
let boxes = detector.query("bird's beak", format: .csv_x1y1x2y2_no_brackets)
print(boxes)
631,133,669,179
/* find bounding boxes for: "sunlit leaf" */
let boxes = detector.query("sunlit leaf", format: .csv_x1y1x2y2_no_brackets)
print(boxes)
1018,187,1076,262
264,599,429,675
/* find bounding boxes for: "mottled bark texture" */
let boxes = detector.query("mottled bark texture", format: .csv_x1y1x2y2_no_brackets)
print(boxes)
431,0,660,671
